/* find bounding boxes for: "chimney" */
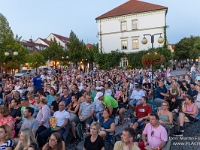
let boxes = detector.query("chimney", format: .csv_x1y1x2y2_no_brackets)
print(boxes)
29,39,32,42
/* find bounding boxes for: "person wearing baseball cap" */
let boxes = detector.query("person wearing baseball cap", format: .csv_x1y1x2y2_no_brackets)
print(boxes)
95,92,118,117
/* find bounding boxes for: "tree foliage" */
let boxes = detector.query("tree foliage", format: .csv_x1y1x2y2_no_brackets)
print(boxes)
174,36,200,60
27,51,45,69
0,13,29,69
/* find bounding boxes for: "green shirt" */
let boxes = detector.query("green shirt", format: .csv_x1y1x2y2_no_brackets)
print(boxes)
102,95,118,108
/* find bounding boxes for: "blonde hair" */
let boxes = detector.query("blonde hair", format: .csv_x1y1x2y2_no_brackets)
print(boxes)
0,125,12,141
14,128,38,150
90,122,101,134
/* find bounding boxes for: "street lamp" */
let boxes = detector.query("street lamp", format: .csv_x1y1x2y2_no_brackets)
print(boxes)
4,50,18,75
141,33,164,97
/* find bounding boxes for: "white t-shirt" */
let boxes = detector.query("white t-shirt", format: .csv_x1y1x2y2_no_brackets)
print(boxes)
130,89,145,100
53,110,70,126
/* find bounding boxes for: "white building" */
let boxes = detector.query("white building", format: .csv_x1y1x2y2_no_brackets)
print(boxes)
96,0,168,54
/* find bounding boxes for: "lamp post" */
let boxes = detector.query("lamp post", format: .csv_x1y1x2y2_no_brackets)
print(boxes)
4,50,18,75
141,33,164,81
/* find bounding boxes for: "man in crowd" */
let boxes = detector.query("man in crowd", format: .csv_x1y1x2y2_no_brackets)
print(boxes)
114,127,140,150
38,101,70,147
96,92,118,117
187,82,198,99
143,77,152,99
129,85,145,110
142,113,168,150
20,107,38,135
71,95,95,140
51,93,61,115
60,86,72,108
129,96,152,130
32,72,42,94
154,81,169,107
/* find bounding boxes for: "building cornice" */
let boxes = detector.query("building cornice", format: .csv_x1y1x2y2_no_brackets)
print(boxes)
97,9,167,23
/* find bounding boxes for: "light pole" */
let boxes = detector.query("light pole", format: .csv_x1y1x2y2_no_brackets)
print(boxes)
141,33,164,81
4,50,18,75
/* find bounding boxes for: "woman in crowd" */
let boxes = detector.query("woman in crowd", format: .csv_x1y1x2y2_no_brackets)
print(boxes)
104,83,112,96
36,98,51,135
78,90,86,104
46,87,56,106
169,82,181,97
42,132,65,150
167,95,181,112
0,106,15,138
83,122,105,150
0,125,13,150
98,109,115,139
116,89,128,125
184,74,191,84
157,101,173,129
174,95,199,136
67,95,80,122
14,128,39,150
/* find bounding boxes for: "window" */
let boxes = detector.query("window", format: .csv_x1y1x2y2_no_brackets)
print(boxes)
121,21,127,31
132,39,139,49
132,19,138,30
121,40,128,50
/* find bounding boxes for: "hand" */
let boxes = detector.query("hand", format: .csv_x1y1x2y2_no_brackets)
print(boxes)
54,127,60,131
144,141,148,146
174,109,178,112
151,147,158,150
101,127,105,131
80,117,86,122
137,118,143,122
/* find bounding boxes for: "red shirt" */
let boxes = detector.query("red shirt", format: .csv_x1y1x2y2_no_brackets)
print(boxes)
135,104,152,119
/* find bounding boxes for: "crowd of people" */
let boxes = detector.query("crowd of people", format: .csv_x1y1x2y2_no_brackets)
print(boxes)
0,64,199,150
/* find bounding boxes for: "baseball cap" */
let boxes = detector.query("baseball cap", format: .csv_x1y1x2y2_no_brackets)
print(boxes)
95,92,104,100
21,96,28,101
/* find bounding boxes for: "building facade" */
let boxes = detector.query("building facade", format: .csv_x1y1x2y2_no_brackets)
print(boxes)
96,0,168,54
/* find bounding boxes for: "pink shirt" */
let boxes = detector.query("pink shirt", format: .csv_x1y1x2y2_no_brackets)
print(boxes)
143,123,168,147
186,103,198,118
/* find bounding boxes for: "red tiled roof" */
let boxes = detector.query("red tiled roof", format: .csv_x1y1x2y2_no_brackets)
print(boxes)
52,33,69,44
21,40,47,51
96,0,167,20
86,43,93,49
38,38,50,45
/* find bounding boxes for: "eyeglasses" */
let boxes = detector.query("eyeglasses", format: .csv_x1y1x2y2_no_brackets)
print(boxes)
151,131,154,137
162,105,168,106
48,138,57,142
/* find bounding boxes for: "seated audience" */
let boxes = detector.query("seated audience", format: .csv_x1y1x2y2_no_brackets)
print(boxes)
142,113,168,149
187,83,198,99
46,87,56,106
129,85,145,109
129,96,152,130
42,132,65,150
157,101,173,129
98,109,115,139
0,125,13,150
83,122,105,150
166,95,181,112
154,81,169,107
114,127,140,150
71,95,95,141
20,107,38,135
38,101,70,147
0,106,16,138
169,82,180,97
116,89,128,125
14,128,39,150
180,80,189,93
60,87,72,108
36,98,51,135
51,93,61,115
67,95,80,122
174,96,198,136
143,77,152,99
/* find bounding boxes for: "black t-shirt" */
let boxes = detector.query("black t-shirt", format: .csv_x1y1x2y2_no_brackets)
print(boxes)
84,135,104,150
143,83,151,90
180,84,190,92
51,100,61,112
10,107,21,123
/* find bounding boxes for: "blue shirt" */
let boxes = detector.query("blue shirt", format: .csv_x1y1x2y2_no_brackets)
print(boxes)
99,117,114,129
155,86,168,99
46,95,56,106
32,75,42,89
187,88,198,98
60,94,72,107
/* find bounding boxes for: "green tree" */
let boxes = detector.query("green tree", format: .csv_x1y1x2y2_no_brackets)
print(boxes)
174,36,200,60
27,51,45,70
66,31,87,65
41,38,64,68
0,13,29,71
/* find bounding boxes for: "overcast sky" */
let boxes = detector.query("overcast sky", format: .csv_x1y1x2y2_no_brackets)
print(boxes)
0,0,199,44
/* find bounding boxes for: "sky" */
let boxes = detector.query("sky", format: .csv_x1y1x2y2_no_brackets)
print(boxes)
0,0,200,44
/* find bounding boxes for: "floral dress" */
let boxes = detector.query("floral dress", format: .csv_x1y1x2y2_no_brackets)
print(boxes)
0,116,16,138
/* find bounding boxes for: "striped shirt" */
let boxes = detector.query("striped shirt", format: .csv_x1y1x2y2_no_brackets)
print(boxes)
36,105,51,128
0,139,13,149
